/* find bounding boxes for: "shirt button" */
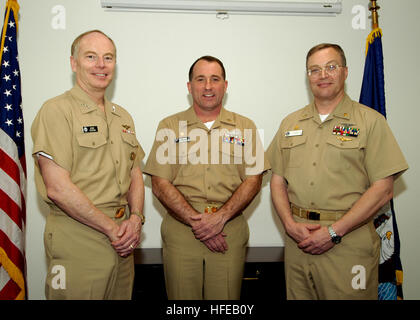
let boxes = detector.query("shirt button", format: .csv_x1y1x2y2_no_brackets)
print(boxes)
116,160,119,164
310,182,314,186
110,140,114,144
310,202,315,206
312,162,316,166
92,142,95,146
315,144,319,147
208,186,211,190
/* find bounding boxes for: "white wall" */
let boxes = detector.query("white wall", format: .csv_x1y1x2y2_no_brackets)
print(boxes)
4,0,418,299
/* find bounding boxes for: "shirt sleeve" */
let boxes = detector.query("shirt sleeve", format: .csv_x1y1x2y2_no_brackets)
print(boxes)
243,119,271,177
143,119,177,182
36,151,54,160
364,115,408,183
266,123,285,177
130,119,146,169
31,101,73,173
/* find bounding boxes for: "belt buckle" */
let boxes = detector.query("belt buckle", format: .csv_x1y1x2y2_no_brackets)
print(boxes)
115,207,125,218
204,206,217,214
307,211,320,220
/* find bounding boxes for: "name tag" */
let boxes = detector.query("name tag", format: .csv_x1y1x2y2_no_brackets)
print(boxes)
285,130,303,137
82,126,98,133
175,137,191,143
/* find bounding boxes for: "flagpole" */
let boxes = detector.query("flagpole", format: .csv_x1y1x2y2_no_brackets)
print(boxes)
370,0,380,29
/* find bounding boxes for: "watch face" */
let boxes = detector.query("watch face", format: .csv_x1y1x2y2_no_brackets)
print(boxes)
332,236,341,244
328,226,341,244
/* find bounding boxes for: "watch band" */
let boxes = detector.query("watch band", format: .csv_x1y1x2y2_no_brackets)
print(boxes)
131,211,145,225
327,225,341,244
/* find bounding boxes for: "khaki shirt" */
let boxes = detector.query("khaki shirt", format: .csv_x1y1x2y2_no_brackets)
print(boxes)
31,84,145,209
144,107,270,207
267,94,408,211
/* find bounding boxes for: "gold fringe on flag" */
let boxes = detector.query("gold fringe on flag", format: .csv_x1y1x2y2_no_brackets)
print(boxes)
365,27,382,56
0,247,25,300
0,0,19,73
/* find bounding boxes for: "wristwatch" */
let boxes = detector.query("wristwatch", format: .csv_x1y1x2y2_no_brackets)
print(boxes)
131,211,145,225
327,225,341,244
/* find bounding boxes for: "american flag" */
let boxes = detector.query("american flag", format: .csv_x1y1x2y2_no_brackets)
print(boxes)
0,0,26,300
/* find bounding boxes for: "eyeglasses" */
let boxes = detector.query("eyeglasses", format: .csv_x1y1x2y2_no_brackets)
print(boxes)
307,64,344,78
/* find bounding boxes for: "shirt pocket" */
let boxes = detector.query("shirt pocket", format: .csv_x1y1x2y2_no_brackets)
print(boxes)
218,149,244,178
120,132,140,171
121,132,138,148
177,147,202,177
280,135,307,168
325,135,362,171
76,133,107,149
75,133,108,172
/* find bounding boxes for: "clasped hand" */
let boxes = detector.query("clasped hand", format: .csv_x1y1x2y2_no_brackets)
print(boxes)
190,213,228,253
290,222,335,255
109,215,142,257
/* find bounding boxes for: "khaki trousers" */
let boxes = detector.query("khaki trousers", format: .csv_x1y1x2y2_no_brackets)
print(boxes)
44,209,134,300
285,215,380,300
161,211,249,300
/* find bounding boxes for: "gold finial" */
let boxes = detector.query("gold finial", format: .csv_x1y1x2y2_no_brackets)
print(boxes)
369,0,380,29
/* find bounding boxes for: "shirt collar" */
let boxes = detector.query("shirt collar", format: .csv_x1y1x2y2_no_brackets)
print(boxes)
183,106,236,128
70,84,120,117
217,107,236,127
331,94,352,120
298,93,353,122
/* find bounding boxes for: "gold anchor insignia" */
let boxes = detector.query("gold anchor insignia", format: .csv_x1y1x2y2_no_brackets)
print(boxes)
122,124,131,130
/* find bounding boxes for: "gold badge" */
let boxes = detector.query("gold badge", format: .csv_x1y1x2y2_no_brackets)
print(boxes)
337,136,352,142
130,152,136,160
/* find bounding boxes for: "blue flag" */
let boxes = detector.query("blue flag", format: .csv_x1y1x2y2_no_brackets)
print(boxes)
359,28,403,300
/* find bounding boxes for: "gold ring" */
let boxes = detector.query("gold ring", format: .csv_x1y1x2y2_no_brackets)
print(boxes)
129,244,134,249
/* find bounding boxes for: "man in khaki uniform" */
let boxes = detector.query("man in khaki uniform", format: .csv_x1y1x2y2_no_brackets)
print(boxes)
144,56,269,300
31,30,145,299
267,43,408,299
